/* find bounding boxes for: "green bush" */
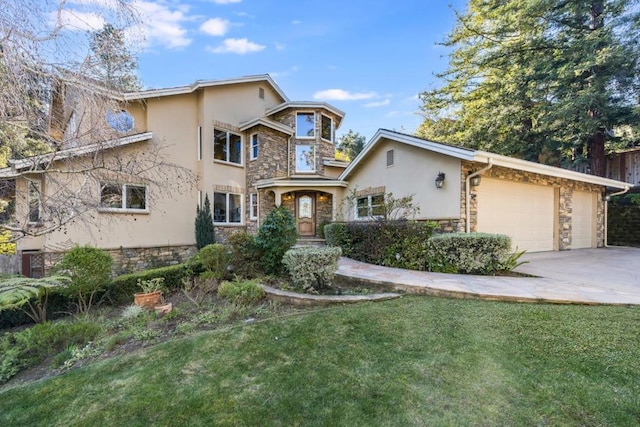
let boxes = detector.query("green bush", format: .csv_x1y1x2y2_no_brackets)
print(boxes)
282,247,342,292
228,232,261,278
108,264,189,305
196,243,229,280
325,221,437,269
255,207,298,275
217,279,265,305
0,319,102,384
53,246,113,313
0,276,71,323
426,232,512,274
195,193,215,250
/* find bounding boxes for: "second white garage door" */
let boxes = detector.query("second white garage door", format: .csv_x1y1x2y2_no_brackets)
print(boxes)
476,179,555,252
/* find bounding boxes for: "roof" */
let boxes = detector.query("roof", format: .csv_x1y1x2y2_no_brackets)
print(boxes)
0,132,153,177
265,101,346,124
339,129,629,190
122,74,289,102
238,117,293,135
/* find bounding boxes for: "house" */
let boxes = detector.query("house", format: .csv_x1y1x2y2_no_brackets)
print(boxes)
3,74,348,276
0,75,630,277
339,129,629,252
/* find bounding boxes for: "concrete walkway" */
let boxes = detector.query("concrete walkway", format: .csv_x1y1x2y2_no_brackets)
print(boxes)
336,247,640,306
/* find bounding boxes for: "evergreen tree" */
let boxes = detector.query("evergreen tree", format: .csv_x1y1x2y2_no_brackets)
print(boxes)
336,130,366,161
418,0,640,176
88,23,141,92
195,194,215,250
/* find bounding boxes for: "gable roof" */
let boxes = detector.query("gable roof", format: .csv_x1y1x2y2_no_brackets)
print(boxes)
265,101,345,125
122,74,289,102
340,129,629,190
238,117,294,135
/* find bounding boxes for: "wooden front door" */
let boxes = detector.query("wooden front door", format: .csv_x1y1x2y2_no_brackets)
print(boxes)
296,193,315,237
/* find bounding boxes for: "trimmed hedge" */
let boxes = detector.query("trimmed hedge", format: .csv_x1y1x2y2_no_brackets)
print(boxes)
107,264,189,305
282,246,342,292
325,221,437,270
426,232,511,274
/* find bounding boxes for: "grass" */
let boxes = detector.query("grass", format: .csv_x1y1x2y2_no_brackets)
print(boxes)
1,297,639,426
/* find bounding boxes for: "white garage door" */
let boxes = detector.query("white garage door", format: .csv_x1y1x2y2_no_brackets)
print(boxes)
477,179,555,252
572,191,595,249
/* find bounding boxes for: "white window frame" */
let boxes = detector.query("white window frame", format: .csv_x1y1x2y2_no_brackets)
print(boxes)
27,179,42,224
99,183,149,213
249,193,258,219
213,128,243,165
197,126,202,161
356,194,385,219
213,191,243,225
321,114,334,142
250,133,259,161
295,145,316,173
296,112,315,139
386,149,395,167
198,190,203,209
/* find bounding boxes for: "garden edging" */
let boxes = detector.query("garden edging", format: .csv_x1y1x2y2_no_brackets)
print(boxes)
259,284,401,307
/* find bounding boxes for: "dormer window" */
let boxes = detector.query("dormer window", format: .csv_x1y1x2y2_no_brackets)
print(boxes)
296,112,315,138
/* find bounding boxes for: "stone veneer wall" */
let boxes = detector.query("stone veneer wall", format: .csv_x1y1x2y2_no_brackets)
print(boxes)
316,193,333,237
43,244,197,276
461,162,605,250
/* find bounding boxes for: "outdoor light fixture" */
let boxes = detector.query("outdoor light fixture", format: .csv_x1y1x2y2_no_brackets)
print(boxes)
435,172,446,189
469,175,482,187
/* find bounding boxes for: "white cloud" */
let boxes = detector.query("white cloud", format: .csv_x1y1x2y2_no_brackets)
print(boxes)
364,99,391,108
292,20,302,25
54,10,105,31
313,89,376,101
132,0,192,49
208,38,265,54
270,66,300,78
68,0,122,9
200,18,230,36
213,0,242,4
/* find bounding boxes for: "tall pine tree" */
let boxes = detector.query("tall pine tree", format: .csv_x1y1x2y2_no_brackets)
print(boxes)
195,194,215,250
419,0,640,176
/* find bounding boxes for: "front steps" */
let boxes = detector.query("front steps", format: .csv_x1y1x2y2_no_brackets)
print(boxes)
293,238,326,248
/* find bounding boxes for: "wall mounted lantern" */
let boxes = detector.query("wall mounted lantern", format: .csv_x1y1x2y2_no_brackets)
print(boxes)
435,172,446,189
469,175,482,187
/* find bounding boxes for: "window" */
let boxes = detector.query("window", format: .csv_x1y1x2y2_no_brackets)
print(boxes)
321,115,333,142
249,193,258,219
100,183,147,211
386,149,394,167
197,126,202,161
356,194,384,219
213,192,242,224
295,145,316,172
296,112,315,138
258,87,265,99
214,129,242,165
250,133,258,160
27,180,42,223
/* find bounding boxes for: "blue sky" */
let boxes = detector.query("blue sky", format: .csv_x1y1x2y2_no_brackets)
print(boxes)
58,0,467,141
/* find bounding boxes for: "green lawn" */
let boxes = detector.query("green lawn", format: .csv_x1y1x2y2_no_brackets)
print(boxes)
1,297,639,426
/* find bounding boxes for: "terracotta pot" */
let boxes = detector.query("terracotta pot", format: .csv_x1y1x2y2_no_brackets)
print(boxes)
134,290,162,308
154,303,173,316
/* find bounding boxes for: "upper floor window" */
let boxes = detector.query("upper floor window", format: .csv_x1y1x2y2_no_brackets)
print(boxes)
213,191,242,224
295,145,316,173
356,194,384,219
27,180,42,223
321,115,333,142
99,183,147,212
296,112,315,138
250,133,258,160
214,129,242,165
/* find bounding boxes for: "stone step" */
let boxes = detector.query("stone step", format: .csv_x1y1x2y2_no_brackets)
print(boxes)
293,238,326,248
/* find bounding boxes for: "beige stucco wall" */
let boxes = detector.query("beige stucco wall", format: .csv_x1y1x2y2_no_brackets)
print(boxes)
342,138,462,221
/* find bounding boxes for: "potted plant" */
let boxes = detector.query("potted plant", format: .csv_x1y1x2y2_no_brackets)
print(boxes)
134,277,165,308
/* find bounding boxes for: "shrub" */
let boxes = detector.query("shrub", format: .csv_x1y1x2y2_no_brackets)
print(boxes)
0,276,71,323
217,279,265,305
426,232,512,274
196,243,229,280
195,194,215,250
282,247,342,292
325,221,437,269
108,264,189,305
228,232,261,278
53,246,113,313
255,207,298,275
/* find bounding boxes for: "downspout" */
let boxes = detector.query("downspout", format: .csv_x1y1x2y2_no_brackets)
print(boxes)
465,159,493,233
604,186,629,247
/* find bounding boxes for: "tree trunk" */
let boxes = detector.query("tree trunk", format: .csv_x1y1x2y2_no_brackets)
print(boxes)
588,131,606,177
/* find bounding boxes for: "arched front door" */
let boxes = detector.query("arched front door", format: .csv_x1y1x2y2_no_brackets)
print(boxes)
296,193,315,237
